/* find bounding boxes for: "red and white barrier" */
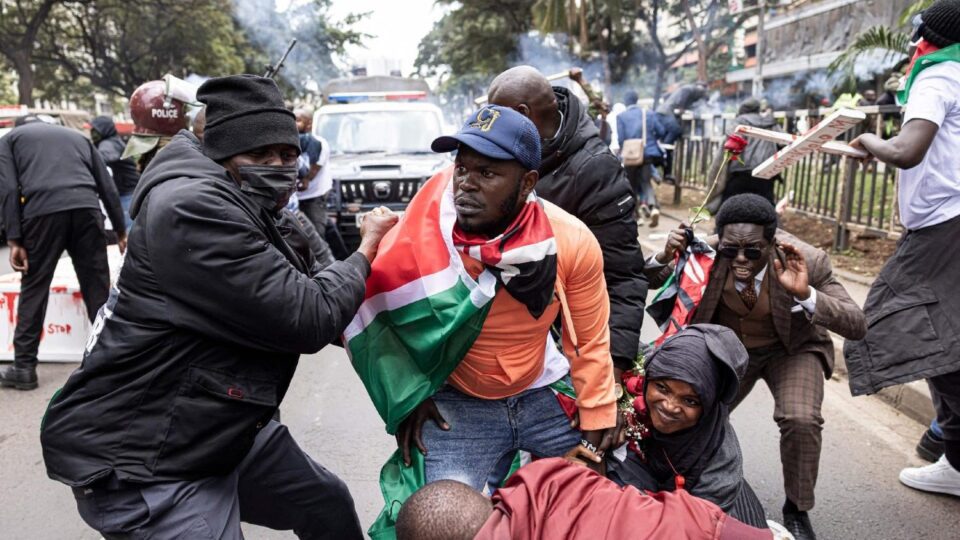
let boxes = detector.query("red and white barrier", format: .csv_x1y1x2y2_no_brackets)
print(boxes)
0,246,123,362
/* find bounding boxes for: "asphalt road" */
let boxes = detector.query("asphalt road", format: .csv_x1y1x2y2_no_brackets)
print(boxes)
1,294,959,538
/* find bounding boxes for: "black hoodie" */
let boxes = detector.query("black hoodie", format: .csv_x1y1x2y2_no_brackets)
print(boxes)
91,116,141,195
537,87,647,371
41,131,370,486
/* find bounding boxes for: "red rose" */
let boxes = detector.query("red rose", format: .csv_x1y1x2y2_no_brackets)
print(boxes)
624,374,645,396
632,395,647,416
723,134,749,161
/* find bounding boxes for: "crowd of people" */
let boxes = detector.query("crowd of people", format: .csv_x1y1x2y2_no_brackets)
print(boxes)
0,1,956,539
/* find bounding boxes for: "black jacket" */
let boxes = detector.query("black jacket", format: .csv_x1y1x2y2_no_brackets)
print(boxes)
91,116,141,195
41,131,370,486
655,84,707,116
0,122,126,239
539,87,646,370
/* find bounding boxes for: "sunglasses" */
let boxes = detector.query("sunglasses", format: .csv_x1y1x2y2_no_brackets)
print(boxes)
718,245,765,260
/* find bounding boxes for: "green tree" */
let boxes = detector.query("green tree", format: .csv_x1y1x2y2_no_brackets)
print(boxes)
2,0,365,106
35,0,248,98
0,0,61,105
415,0,536,104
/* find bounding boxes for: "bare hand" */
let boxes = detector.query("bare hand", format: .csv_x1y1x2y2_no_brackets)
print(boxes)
575,429,612,475
563,444,603,469
116,232,127,255
568,67,584,83
9,244,28,274
774,242,810,299
396,398,449,467
849,134,877,164
656,224,690,264
357,206,399,262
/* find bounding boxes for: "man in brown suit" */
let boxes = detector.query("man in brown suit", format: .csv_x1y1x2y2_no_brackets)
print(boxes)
645,194,867,540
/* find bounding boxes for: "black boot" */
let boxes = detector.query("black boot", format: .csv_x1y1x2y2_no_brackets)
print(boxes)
916,428,945,462
783,499,817,540
0,364,38,390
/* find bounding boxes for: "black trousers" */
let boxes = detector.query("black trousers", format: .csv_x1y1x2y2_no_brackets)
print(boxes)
15,209,110,367
299,195,327,237
72,421,363,540
929,370,960,469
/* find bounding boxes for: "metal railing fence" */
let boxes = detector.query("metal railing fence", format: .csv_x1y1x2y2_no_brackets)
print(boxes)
672,105,904,249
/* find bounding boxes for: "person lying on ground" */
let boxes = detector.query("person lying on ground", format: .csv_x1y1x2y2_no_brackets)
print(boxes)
395,457,774,540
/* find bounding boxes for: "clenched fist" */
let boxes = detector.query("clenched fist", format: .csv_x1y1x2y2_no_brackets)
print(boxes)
357,206,399,262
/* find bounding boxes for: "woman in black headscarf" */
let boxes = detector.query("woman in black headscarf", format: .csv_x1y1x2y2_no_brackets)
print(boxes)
607,324,768,528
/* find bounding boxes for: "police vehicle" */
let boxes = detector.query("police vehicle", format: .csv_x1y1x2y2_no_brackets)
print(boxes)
313,77,450,251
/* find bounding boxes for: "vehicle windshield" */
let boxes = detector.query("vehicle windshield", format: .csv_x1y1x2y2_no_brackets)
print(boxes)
315,110,442,154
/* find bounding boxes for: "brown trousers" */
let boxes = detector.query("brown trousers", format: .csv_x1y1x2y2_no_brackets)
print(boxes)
733,346,825,512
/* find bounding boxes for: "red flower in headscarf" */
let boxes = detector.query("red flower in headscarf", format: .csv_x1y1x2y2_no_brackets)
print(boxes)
723,134,749,161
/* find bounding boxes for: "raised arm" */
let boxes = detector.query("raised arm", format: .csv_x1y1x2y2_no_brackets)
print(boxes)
147,185,379,353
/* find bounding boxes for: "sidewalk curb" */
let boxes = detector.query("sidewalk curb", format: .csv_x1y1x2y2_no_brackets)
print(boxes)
638,213,935,427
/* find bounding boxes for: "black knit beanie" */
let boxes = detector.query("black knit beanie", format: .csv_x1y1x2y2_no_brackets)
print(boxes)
196,75,299,161
921,0,960,48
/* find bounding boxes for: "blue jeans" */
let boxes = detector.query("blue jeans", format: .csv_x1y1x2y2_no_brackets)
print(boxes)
422,381,581,492
119,192,134,230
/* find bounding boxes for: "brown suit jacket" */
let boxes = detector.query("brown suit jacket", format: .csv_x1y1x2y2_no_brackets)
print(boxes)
647,230,867,377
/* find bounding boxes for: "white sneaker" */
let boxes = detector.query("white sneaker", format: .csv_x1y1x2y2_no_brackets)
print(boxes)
899,455,960,497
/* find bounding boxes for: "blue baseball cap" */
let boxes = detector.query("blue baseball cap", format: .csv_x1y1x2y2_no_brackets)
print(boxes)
431,105,541,171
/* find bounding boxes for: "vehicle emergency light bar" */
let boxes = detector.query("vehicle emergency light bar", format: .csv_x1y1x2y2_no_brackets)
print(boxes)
327,91,428,104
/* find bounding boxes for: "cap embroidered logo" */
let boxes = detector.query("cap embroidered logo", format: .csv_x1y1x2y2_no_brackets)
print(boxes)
469,107,500,132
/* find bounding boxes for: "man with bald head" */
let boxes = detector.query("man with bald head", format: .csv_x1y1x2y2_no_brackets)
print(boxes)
294,107,331,235
488,65,647,381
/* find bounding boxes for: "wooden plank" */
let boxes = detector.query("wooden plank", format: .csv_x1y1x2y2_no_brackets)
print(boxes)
750,108,865,179
734,124,869,159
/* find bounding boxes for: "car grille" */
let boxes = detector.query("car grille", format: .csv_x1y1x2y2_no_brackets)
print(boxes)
334,177,425,251
339,178,422,206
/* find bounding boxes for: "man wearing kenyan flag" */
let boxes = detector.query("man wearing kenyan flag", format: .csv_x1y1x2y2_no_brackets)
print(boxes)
846,0,960,501
346,105,619,538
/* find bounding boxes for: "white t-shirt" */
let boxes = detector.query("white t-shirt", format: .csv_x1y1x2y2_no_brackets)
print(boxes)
299,135,332,201
899,62,960,230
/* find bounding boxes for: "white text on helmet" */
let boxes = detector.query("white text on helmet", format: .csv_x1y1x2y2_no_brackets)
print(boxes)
151,108,180,119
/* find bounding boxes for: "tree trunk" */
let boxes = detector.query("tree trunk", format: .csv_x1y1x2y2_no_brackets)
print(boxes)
12,53,35,107
579,0,589,51
681,0,709,82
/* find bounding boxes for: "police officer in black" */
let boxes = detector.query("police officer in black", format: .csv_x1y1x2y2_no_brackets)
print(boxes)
0,115,127,390
40,75,397,539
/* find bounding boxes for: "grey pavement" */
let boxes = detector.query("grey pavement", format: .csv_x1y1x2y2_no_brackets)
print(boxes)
3,313,960,538
1,237,960,538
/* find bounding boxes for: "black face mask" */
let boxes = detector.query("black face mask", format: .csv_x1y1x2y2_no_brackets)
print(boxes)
236,165,298,213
